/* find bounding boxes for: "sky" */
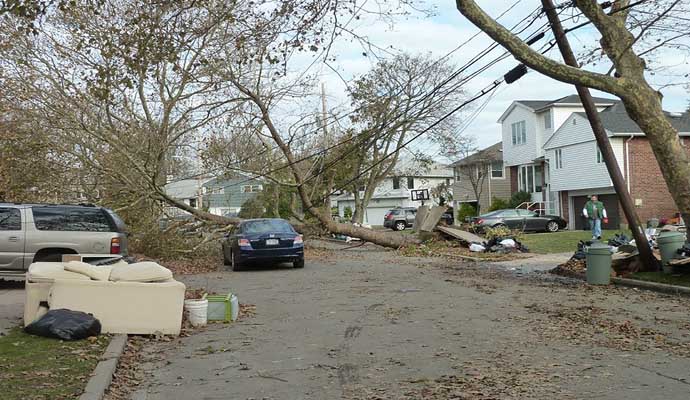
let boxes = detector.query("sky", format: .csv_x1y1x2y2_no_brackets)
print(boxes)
304,0,690,158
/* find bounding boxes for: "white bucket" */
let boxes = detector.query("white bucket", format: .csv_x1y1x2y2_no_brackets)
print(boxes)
184,299,208,327
230,294,239,321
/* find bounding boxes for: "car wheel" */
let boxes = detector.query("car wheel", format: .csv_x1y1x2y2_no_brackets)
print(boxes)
293,258,305,268
493,223,506,229
231,251,243,272
395,221,406,231
546,220,560,233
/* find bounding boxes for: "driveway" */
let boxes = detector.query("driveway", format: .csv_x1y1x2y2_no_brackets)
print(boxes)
130,242,690,399
0,281,24,336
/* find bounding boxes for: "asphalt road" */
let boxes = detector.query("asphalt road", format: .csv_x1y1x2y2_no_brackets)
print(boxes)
131,242,690,399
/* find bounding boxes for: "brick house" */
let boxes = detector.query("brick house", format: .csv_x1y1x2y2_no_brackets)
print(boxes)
543,102,690,229
451,142,512,215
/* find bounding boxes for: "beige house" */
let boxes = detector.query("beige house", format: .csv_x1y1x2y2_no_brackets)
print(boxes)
451,142,512,216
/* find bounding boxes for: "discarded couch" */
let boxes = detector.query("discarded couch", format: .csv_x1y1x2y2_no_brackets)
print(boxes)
24,260,185,335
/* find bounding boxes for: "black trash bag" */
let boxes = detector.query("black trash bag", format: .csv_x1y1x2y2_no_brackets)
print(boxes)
572,240,592,260
25,309,101,341
677,243,690,257
607,234,631,247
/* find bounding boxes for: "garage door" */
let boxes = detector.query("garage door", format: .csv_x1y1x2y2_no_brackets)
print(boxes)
364,207,392,226
572,194,620,230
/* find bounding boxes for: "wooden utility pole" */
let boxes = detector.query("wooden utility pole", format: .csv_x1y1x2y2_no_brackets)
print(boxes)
541,0,656,271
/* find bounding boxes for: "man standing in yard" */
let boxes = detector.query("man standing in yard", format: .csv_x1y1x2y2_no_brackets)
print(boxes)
583,195,608,240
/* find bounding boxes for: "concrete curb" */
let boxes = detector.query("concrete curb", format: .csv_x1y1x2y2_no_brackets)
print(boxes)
611,276,690,297
79,334,128,400
552,270,690,297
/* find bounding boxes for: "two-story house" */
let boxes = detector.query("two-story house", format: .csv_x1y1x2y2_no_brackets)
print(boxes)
451,142,511,214
202,176,265,217
334,162,454,225
543,102,690,229
497,95,617,215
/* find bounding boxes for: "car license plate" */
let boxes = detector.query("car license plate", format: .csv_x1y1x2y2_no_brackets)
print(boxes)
266,239,279,246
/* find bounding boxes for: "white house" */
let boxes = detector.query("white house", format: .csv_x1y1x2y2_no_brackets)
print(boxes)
497,94,617,214
334,162,454,225
543,102,690,230
163,177,210,218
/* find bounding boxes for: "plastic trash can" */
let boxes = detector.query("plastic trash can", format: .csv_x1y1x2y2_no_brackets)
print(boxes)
586,241,612,285
657,231,686,273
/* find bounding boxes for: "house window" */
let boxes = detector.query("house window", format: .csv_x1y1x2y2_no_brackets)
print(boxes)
407,177,415,189
241,185,262,193
544,110,552,129
596,146,603,163
554,149,563,169
490,161,504,179
445,178,451,185
518,165,542,193
511,121,526,145
189,198,197,208
393,177,400,189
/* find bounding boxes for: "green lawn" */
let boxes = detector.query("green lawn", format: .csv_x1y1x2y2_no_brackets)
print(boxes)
629,272,690,288
0,328,109,400
520,230,631,254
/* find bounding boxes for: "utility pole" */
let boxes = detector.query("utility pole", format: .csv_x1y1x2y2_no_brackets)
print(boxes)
541,0,656,271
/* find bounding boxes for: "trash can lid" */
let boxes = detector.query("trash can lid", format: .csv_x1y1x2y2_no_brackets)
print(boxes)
587,241,612,255
657,231,685,244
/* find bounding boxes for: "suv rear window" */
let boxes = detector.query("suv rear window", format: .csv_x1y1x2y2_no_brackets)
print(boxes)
0,208,21,231
388,210,400,215
32,207,115,232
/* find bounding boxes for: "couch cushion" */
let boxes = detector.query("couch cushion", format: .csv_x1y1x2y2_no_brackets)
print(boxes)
27,262,92,282
109,262,173,282
64,261,112,281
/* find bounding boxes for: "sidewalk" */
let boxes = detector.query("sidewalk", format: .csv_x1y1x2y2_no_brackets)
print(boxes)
0,281,24,335
489,252,572,273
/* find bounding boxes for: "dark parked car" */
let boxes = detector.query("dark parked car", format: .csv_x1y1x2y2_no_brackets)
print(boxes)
222,218,304,271
440,212,454,226
472,209,566,233
383,207,417,231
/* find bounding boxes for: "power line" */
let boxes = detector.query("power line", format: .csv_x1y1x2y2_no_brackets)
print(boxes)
168,0,541,184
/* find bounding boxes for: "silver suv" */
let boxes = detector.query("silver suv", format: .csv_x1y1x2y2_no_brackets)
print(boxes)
0,204,129,277
383,207,417,231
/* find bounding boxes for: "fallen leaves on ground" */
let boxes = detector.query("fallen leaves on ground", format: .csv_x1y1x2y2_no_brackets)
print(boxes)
238,303,256,320
522,303,690,356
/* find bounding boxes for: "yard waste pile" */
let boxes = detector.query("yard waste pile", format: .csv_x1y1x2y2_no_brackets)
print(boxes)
25,309,101,340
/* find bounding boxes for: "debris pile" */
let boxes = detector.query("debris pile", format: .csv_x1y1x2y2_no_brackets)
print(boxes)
436,225,529,254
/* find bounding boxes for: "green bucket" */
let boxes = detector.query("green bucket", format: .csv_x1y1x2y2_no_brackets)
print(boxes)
204,293,235,322
586,241,612,285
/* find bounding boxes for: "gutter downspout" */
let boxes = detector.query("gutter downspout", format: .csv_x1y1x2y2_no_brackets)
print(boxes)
625,135,634,193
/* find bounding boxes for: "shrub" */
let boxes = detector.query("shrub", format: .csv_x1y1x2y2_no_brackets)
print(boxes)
508,191,532,208
483,225,523,241
457,202,477,223
489,197,509,211
238,197,265,219
343,206,353,220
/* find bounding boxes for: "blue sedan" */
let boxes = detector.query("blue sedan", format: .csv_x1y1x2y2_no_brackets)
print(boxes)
222,218,304,271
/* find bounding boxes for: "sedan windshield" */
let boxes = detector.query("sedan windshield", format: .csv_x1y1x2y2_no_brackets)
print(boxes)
243,220,294,234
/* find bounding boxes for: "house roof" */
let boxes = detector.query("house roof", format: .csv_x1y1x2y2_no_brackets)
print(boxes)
164,178,209,199
573,102,690,134
498,94,618,122
451,142,503,167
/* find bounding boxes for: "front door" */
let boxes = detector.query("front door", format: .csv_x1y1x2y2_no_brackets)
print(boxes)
0,207,25,270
